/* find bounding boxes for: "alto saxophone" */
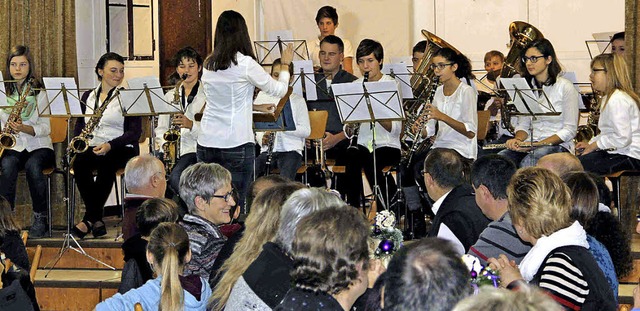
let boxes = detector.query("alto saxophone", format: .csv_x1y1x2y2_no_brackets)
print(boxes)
0,79,33,157
162,74,187,173
68,88,122,165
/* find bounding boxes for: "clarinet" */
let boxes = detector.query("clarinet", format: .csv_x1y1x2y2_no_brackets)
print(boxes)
264,131,276,174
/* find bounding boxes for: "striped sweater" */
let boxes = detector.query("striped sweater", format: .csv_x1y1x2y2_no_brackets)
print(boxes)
467,212,532,266
180,214,227,282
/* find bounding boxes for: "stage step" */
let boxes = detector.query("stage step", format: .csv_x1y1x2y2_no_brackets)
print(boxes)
34,269,121,311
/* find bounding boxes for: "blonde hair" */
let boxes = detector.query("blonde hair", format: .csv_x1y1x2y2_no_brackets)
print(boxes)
453,284,562,311
591,53,640,111
147,223,190,311
209,182,305,310
507,167,572,239
0,196,20,236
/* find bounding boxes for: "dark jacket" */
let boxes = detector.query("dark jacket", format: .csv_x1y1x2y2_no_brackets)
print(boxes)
428,184,490,252
308,69,357,134
0,230,29,271
242,242,294,308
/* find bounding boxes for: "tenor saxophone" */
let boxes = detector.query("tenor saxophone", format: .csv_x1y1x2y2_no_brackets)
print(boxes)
0,79,33,157
162,74,187,173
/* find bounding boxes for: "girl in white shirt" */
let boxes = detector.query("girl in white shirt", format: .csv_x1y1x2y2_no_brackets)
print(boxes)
0,45,54,238
198,10,293,207
577,53,640,174
345,39,402,210
500,38,579,167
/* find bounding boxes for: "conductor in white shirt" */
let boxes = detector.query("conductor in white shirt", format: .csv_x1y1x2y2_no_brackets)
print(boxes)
198,10,293,207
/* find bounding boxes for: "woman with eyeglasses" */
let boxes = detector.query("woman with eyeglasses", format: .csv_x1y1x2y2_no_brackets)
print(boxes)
576,53,640,174
178,162,236,283
499,39,579,167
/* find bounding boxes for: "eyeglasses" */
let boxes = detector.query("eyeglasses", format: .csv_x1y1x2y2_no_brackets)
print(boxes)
211,190,236,203
591,68,606,74
521,55,546,64
429,63,455,70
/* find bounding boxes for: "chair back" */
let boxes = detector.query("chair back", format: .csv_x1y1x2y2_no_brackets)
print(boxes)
49,117,68,144
307,111,329,140
477,110,491,141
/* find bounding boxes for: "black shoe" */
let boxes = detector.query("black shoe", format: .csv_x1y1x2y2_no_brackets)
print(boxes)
29,212,49,238
71,220,92,239
92,220,107,238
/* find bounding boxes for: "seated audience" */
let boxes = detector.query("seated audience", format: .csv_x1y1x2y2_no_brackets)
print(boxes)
275,205,370,310
209,182,304,310
179,162,234,282
468,155,531,266
0,196,29,270
423,149,490,253
225,188,345,310
535,152,583,178
383,238,471,311
119,198,180,293
453,284,562,311
489,167,616,310
96,223,211,310
121,155,168,241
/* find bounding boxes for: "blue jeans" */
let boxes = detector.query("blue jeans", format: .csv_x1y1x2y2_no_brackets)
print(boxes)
168,152,198,195
499,145,569,168
255,151,303,181
0,148,55,213
197,143,254,208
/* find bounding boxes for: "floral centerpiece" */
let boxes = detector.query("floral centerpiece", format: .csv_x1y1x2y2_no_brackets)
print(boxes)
461,254,500,294
371,210,404,259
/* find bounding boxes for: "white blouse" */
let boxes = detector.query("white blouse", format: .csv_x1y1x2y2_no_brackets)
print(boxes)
83,86,125,146
591,89,640,160
0,91,52,152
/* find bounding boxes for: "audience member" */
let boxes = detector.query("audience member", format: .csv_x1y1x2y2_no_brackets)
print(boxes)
276,206,369,310
535,152,583,178
453,285,562,311
225,188,345,309
468,155,531,266
96,223,211,310
179,162,234,282
423,149,489,253
383,238,471,311
0,196,29,270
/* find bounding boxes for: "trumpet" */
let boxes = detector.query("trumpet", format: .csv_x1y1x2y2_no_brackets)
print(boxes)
0,78,33,157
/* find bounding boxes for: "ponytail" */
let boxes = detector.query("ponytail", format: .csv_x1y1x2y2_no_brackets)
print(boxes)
147,223,190,311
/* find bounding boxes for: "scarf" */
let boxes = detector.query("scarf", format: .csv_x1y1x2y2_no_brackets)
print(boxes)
519,221,589,282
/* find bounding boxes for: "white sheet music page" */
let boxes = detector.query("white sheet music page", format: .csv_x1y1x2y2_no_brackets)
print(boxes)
331,83,370,123
382,63,411,99
292,60,317,100
126,76,177,115
42,77,82,116
364,80,405,121
267,30,294,62
0,71,7,108
499,78,544,114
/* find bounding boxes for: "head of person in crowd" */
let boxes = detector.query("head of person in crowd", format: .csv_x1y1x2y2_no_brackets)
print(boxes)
210,182,305,310
274,188,346,254
453,284,562,311
206,10,255,71
245,174,289,212
179,162,235,226
411,40,427,71
124,155,167,198
146,222,192,310
483,50,505,82
383,238,471,311
290,205,370,310
536,152,583,178
315,6,340,40
423,148,469,201
0,196,20,237
319,35,346,77
356,39,384,81
507,167,572,244
610,32,625,56
136,198,180,238
561,171,599,229
471,155,517,221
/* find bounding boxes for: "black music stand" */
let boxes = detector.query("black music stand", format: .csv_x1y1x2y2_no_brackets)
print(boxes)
39,79,116,275
332,80,404,214
254,36,309,66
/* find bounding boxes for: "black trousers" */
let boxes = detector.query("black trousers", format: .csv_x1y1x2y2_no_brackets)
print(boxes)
72,146,137,223
579,150,640,175
345,145,400,209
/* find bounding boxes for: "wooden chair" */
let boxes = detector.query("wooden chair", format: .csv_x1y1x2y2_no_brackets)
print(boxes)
21,231,28,246
304,111,329,183
604,170,640,222
477,110,492,141
42,117,69,237
28,245,42,283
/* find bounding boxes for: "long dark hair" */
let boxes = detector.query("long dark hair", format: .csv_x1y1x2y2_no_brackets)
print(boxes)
204,10,256,71
4,45,39,95
433,47,474,80
519,38,561,86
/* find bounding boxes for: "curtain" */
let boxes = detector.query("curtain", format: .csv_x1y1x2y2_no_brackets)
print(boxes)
0,0,77,80
627,0,639,93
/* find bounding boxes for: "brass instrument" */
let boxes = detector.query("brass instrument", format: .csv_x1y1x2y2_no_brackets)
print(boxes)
162,74,187,173
410,30,460,100
499,22,545,135
68,88,122,165
402,76,439,164
343,72,369,150
575,87,601,143
482,141,550,150
0,79,33,157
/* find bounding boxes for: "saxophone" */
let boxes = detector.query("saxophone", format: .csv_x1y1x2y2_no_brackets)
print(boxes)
401,76,439,164
0,79,33,157
162,74,187,173
342,72,369,150
68,87,122,165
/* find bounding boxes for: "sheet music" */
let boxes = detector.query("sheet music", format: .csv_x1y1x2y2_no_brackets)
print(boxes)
42,77,83,116
266,30,294,62
499,78,545,114
332,80,404,123
382,63,411,99
125,76,179,115
365,80,404,120
292,60,317,100
0,71,7,107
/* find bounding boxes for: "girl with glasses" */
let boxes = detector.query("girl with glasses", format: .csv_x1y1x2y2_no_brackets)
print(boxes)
499,38,579,167
576,53,640,174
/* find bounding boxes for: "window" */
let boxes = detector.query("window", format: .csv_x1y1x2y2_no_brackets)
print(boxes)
106,0,155,60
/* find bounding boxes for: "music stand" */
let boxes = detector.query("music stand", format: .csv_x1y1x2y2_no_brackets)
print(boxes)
332,80,404,213
291,60,318,101
39,79,116,275
254,36,309,66
382,63,413,100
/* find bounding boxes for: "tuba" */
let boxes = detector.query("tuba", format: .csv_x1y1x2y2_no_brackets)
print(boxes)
410,30,460,102
0,79,33,157
499,21,544,135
